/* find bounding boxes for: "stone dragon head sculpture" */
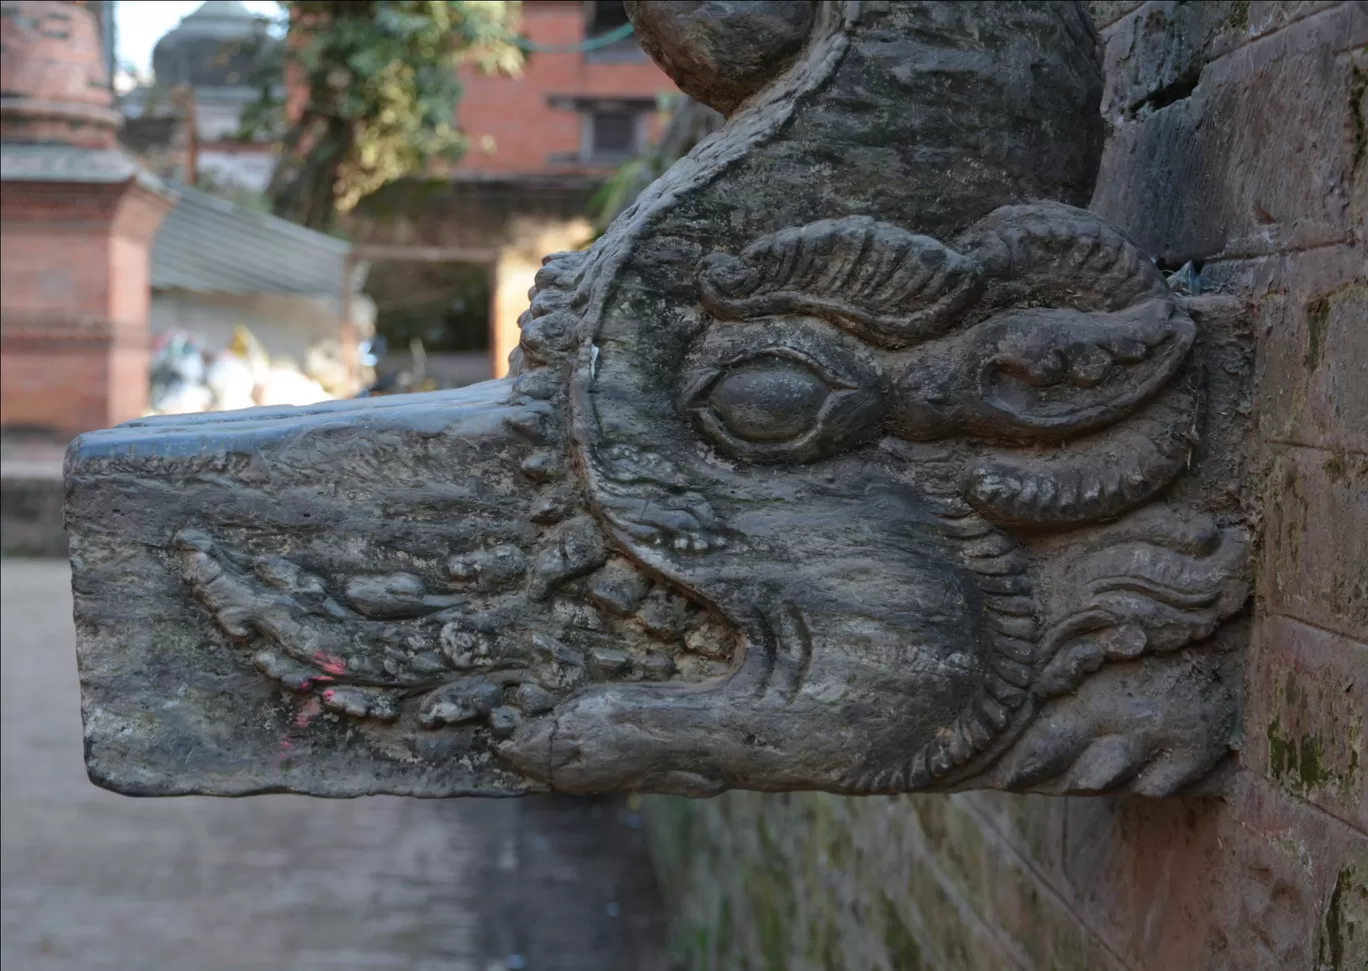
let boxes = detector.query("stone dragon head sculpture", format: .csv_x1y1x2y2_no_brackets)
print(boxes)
69,1,1253,799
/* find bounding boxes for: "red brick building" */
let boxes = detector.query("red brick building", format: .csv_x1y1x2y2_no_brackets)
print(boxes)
0,0,174,436
452,0,677,177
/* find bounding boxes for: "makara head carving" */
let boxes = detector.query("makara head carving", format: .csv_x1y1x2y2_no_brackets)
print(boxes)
71,1,1253,799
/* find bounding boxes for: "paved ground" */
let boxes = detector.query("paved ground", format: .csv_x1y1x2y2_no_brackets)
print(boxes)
1,560,670,971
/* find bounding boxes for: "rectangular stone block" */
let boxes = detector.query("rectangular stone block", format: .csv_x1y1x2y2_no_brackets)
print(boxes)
1206,244,1368,455
1092,5,1367,262
1245,615,1367,831
1099,2,1250,119
1260,443,1368,640
66,386,551,797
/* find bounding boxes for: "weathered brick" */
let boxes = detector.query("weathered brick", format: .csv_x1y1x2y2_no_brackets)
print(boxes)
1099,2,1250,119
1092,4,1367,262
1059,771,1367,971
1260,444,1368,640
449,2,675,178
1245,615,1367,831
1,179,170,436
1203,244,1368,455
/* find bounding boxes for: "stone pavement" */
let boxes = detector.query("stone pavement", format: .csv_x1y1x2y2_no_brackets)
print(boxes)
1,560,671,971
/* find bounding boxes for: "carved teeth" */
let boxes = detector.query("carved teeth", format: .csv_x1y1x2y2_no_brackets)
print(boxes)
1065,735,1138,792
512,368,559,401
986,595,1035,617
588,646,631,677
530,487,575,525
520,311,577,363
320,685,400,722
967,552,1024,576
504,411,551,444
946,721,975,763
253,649,326,693
992,635,1035,663
529,517,608,598
520,450,564,483
976,575,1030,596
928,742,953,778
487,706,521,739
988,614,1036,642
447,545,528,592
552,599,602,631
991,655,1034,689
974,694,1011,731
439,623,494,668
986,675,1027,706
418,678,502,728
906,750,931,789
588,559,649,615
684,621,732,660
636,589,693,638
511,683,556,714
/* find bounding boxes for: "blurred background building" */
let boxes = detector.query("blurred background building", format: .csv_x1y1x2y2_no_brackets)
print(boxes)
1,0,681,446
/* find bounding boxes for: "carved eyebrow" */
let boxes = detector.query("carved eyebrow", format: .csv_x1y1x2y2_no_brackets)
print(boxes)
697,216,984,349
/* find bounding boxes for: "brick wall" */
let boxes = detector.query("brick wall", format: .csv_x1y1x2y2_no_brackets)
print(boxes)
0,180,172,436
452,0,677,176
644,5,1367,969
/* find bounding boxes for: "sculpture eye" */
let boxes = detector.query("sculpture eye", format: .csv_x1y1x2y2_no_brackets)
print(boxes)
707,358,831,443
684,348,886,463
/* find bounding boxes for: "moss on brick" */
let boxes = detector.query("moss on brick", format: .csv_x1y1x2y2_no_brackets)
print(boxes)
1266,670,1362,799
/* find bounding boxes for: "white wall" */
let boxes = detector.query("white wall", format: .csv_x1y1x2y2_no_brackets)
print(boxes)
150,290,377,365
198,151,274,193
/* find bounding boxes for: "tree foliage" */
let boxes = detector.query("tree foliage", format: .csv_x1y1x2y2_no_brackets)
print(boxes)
256,1,522,231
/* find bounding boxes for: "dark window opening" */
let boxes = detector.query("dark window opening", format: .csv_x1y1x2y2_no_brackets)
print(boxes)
584,0,643,62
364,260,492,389
586,0,631,36
588,110,638,160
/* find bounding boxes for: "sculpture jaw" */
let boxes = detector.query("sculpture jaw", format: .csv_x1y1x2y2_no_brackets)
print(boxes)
66,379,738,796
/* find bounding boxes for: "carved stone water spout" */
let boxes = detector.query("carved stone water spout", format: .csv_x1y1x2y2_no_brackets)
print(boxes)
65,0,1254,800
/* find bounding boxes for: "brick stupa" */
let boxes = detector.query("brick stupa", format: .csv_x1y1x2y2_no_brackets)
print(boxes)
1,0,175,435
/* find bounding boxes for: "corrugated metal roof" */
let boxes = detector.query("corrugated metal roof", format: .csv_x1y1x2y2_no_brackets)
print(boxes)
150,184,354,297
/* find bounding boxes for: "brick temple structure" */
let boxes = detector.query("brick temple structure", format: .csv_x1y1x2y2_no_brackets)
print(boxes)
0,0,174,437
453,0,674,177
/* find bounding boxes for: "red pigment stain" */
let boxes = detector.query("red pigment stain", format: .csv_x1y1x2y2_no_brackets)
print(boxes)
312,652,347,675
273,735,293,777
294,696,323,729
